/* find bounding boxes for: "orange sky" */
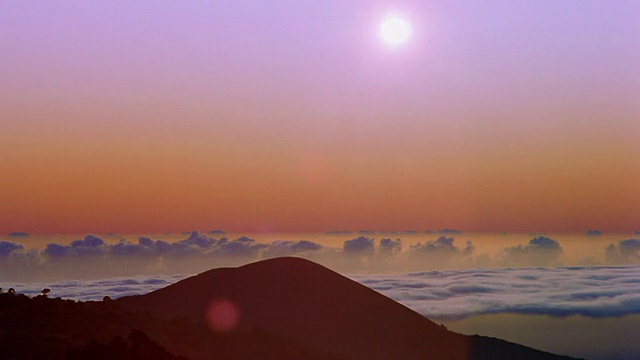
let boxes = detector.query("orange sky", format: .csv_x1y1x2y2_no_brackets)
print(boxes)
2,1,639,234
2,104,638,234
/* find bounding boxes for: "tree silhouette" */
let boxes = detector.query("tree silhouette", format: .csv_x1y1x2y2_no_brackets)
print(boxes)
65,329,188,360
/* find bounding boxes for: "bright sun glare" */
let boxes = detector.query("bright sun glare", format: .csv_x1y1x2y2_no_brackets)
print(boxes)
380,16,412,47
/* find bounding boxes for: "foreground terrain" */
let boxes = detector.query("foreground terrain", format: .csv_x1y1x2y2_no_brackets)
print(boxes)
1,257,578,359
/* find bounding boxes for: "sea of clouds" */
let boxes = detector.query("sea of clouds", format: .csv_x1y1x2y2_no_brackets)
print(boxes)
7,266,639,321
354,266,640,320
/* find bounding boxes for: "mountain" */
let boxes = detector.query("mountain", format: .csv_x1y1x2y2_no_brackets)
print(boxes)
116,257,578,360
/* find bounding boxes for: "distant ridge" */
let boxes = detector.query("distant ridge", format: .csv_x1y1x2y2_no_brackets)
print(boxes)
117,257,578,360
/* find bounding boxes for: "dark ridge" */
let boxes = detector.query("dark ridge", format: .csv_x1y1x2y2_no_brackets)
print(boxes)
116,257,579,360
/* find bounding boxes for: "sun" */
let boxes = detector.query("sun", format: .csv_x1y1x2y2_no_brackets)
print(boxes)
379,15,412,47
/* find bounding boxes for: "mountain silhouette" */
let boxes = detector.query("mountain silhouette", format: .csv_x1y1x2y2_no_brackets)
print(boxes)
116,257,578,360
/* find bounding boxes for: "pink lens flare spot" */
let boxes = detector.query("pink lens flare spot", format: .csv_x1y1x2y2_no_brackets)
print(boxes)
206,298,241,332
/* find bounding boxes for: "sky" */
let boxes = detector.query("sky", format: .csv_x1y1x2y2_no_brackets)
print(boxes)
2,0,639,234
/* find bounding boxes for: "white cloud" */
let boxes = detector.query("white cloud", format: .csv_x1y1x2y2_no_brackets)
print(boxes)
353,266,640,320
9,274,188,301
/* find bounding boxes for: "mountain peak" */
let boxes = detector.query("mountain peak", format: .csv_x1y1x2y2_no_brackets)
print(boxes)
116,257,578,360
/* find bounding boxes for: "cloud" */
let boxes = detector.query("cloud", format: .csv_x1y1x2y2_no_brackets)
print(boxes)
586,230,602,236
12,266,640,322
352,266,640,320
45,235,107,258
343,237,374,255
262,240,323,258
0,241,24,257
4,232,635,282
213,236,267,257
606,239,640,264
500,236,563,266
110,239,156,257
8,232,30,237
325,230,353,235
11,274,189,301
181,231,217,248
410,236,474,256
379,238,402,255
438,229,463,234
41,233,222,260
404,236,474,269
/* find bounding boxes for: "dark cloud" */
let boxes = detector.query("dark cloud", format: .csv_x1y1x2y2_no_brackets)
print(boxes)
43,233,222,259
379,238,402,255
71,235,105,248
45,235,107,258
180,231,217,248
605,239,640,264
438,229,463,234
133,232,219,257
110,239,155,257
325,230,353,235
263,240,323,258
213,236,267,257
343,237,374,255
586,230,602,236
8,232,30,237
501,236,563,266
0,241,24,257
5,231,630,282
410,236,474,256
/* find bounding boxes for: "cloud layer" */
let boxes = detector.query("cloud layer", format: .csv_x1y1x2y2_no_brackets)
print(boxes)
9,266,640,321
2,233,640,281
354,266,640,320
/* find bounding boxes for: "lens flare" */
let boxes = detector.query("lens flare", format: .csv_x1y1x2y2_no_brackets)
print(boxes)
206,298,241,332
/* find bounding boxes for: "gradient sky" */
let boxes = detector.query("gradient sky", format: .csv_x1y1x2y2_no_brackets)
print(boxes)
2,1,639,234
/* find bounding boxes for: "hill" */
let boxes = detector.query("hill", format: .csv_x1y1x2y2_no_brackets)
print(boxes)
116,257,578,360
